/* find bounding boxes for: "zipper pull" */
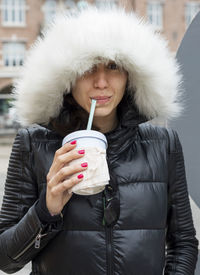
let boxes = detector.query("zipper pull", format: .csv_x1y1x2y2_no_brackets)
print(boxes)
35,228,47,249
35,233,42,249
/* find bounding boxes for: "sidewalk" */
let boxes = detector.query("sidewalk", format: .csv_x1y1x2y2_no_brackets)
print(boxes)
0,264,31,275
0,129,16,146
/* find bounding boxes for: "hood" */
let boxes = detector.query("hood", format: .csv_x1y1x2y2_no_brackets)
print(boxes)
13,7,182,126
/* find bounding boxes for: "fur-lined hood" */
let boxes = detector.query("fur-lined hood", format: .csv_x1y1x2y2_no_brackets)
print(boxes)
13,7,182,126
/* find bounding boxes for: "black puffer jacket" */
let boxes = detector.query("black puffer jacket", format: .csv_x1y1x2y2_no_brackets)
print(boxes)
0,123,198,275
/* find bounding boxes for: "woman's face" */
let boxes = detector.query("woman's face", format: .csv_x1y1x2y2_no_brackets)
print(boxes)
72,61,128,119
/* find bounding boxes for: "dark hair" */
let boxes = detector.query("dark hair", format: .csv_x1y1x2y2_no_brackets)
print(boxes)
50,90,132,137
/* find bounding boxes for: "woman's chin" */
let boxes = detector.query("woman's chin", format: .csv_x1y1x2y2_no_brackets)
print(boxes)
94,109,112,118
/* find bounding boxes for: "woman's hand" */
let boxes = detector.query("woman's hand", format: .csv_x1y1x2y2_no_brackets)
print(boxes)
46,141,87,215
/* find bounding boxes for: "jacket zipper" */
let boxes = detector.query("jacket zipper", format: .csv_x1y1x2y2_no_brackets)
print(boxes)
13,228,47,260
105,226,113,275
103,191,114,275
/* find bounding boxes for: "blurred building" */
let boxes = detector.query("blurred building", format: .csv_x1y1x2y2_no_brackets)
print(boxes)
0,0,199,129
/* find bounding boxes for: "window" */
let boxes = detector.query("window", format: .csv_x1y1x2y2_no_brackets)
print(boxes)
172,31,178,41
147,2,163,30
44,0,56,24
65,0,76,9
185,2,200,28
2,0,26,26
95,0,118,8
3,42,25,67
77,1,90,10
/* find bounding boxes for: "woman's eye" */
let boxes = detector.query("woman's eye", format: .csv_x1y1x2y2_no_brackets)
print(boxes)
83,65,97,76
107,63,119,70
90,65,97,73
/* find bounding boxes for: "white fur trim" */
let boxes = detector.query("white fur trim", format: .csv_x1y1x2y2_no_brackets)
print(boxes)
13,7,182,126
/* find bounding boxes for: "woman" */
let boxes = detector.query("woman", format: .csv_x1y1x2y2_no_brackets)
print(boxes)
0,7,198,275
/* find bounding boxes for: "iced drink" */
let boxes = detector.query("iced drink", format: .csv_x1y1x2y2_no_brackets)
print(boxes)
62,130,110,195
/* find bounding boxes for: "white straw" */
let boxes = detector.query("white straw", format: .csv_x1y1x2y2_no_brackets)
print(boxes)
87,99,96,130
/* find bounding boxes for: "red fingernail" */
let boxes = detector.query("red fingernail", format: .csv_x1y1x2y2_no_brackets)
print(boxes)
81,162,88,167
77,174,84,179
78,150,85,154
70,140,77,145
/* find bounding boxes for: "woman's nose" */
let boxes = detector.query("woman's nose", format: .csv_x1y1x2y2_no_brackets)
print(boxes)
93,71,109,89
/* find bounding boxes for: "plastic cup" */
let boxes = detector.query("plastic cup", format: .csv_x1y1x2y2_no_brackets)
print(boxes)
62,130,110,195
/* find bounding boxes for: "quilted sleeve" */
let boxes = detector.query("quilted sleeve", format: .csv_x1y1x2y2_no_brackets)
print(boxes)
0,129,62,274
164,130,199,274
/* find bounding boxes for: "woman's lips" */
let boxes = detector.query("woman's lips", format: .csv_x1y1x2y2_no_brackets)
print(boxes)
91,96,112,104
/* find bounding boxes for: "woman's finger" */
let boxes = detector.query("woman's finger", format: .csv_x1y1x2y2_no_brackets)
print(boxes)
48,162,88,188
47,142,77,180
50,142,78,172
53,149,85,172
47,147,85,182
54,141,77,157
50,173,84,196
48,150,85,177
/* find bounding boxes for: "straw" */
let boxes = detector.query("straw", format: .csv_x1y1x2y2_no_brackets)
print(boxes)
86,99,97,130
